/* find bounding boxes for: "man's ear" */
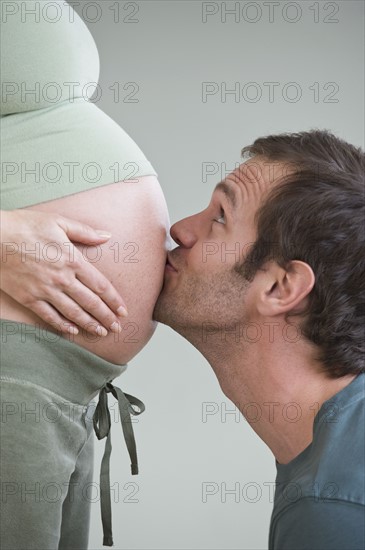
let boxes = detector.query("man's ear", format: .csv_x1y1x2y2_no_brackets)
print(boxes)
256,260,315,317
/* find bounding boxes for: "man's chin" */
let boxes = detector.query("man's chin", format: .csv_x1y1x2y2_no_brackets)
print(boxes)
152,293,169,325
152,291,182,330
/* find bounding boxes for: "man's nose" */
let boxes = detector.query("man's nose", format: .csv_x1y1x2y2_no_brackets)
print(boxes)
170,215,198,248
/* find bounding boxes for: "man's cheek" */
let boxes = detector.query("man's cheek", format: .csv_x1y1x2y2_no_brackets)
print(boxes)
201,241,244,268
201,241,221,265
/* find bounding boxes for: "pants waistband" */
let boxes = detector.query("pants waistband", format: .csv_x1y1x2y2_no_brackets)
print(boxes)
0,319,127,405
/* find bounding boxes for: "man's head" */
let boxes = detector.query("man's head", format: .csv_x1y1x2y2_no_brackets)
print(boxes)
154,130,364,379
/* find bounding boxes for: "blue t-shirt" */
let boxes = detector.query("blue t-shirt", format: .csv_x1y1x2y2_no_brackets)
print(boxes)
269,373,365,550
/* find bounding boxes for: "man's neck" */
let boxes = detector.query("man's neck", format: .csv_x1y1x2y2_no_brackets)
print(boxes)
181,323,356,464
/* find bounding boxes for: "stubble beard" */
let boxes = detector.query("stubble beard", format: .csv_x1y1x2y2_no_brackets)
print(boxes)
153,267,251,339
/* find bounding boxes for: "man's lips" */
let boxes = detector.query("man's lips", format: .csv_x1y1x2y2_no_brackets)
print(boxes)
165,254,178,272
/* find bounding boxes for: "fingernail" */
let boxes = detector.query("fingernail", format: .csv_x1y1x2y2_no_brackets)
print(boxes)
96,230,112,238
117,306,128,317
95,325,108,337
68,326,79,335
110,321,122,333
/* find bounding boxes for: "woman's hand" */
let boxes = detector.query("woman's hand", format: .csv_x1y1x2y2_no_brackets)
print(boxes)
0,209,128,336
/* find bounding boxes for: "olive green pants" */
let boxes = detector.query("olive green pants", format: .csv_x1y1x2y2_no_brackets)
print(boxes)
0,320,143,549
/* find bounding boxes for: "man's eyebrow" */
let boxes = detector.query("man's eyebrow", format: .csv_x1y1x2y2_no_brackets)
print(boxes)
214,181,237,209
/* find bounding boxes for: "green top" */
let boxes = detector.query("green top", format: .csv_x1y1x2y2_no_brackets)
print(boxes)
0,0,156,209
269,373,365,550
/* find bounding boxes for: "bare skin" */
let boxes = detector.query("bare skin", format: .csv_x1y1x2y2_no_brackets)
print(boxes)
1,176,171,365
0,208,129,335
154,158,356,464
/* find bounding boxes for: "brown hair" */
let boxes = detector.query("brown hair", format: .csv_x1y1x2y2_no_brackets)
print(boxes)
238,129,365,378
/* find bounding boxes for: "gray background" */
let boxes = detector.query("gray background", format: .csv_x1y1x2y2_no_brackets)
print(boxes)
70,1,364,548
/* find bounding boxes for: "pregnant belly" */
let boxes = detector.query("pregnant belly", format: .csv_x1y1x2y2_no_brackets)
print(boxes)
0,176,170,364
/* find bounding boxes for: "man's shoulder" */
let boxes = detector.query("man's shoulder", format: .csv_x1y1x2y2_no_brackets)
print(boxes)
274,374,365,509
269,496,365,550
311,373,365,501
270,375,365,549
